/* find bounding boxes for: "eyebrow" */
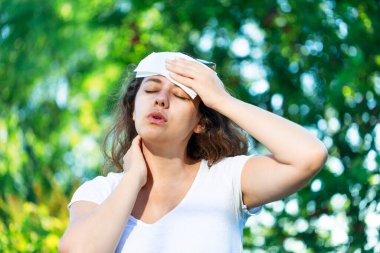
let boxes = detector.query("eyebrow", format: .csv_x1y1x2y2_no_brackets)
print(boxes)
143,77,162,84
142,77,189,96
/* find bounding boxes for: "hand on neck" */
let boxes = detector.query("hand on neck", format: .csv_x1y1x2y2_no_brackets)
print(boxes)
141,139,198,183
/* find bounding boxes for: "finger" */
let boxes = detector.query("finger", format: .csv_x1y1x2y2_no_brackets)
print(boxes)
131,135,141,146
123,136,141,171
171,58,211,72
168,71,195,88
165,60,199,78
122,153,128,171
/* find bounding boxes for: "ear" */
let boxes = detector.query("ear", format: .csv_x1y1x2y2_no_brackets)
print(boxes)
132,111,135,121
193,115,205,134
193,123,205,134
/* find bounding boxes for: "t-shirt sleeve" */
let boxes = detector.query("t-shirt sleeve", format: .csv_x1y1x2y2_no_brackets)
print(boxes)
67,175,114,208
227,155,263,218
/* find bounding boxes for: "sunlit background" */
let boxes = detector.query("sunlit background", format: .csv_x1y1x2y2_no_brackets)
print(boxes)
1,0,379,252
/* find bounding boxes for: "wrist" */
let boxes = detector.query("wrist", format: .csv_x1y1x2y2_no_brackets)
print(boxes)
206,93,235,112
122,169,147,189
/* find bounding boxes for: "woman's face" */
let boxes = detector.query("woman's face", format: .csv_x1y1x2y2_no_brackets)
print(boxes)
133,75,202,145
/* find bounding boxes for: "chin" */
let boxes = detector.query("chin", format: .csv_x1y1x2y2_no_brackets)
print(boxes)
138,130,168,142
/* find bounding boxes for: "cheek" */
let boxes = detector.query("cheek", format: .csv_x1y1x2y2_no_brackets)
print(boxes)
133,92,145,118
133,105,143,124
178,107,200,129
132,98,144,128
132,109,144,135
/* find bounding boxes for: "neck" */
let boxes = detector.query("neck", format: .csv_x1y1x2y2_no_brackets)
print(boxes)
141,140,198,183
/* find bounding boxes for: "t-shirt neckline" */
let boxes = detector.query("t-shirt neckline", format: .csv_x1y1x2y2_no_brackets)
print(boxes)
129,159,206,226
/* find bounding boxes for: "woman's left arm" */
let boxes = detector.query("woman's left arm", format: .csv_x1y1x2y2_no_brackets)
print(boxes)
214,96,328,208
166,58,328,208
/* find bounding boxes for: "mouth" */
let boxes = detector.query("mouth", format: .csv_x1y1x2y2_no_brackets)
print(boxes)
147,111,167,125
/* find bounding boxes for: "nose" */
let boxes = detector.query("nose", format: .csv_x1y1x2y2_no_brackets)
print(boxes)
155,92,169,108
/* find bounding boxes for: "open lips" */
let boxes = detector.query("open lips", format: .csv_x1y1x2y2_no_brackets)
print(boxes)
147,111,168,125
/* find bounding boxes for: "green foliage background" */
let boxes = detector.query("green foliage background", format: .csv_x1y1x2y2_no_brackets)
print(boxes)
1,0,379,252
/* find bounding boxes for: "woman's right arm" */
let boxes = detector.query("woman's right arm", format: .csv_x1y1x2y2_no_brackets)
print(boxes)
59,136,147,253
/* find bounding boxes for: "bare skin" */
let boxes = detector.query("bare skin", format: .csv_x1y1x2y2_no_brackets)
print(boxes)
165,58,327,207
58,58,327,253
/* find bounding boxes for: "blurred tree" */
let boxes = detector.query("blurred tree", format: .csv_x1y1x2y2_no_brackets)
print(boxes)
1,0,379,252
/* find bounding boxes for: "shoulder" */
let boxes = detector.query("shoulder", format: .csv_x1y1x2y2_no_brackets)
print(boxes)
205,155,253,182
212,155,252,172
81,172,123,191
94,172,123,185
218,155,252,165
68,172,123,207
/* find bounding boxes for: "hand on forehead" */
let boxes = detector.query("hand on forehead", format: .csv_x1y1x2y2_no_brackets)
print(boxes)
134,52,212,99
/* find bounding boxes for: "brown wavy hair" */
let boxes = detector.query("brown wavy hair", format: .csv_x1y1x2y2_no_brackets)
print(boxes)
102,72,248,172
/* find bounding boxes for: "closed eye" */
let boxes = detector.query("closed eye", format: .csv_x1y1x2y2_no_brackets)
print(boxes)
174,94,189,100
144,87,189,99
145,90,158,93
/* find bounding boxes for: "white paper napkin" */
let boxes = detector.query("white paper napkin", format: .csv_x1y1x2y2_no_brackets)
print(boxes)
134,52,199,99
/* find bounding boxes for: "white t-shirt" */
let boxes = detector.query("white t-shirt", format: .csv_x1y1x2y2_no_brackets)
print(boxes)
69,155,262,253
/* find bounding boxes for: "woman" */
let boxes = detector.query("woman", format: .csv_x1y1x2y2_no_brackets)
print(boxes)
59,52,327,252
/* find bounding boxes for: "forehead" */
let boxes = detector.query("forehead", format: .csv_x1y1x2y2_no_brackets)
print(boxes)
142,75,171,85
